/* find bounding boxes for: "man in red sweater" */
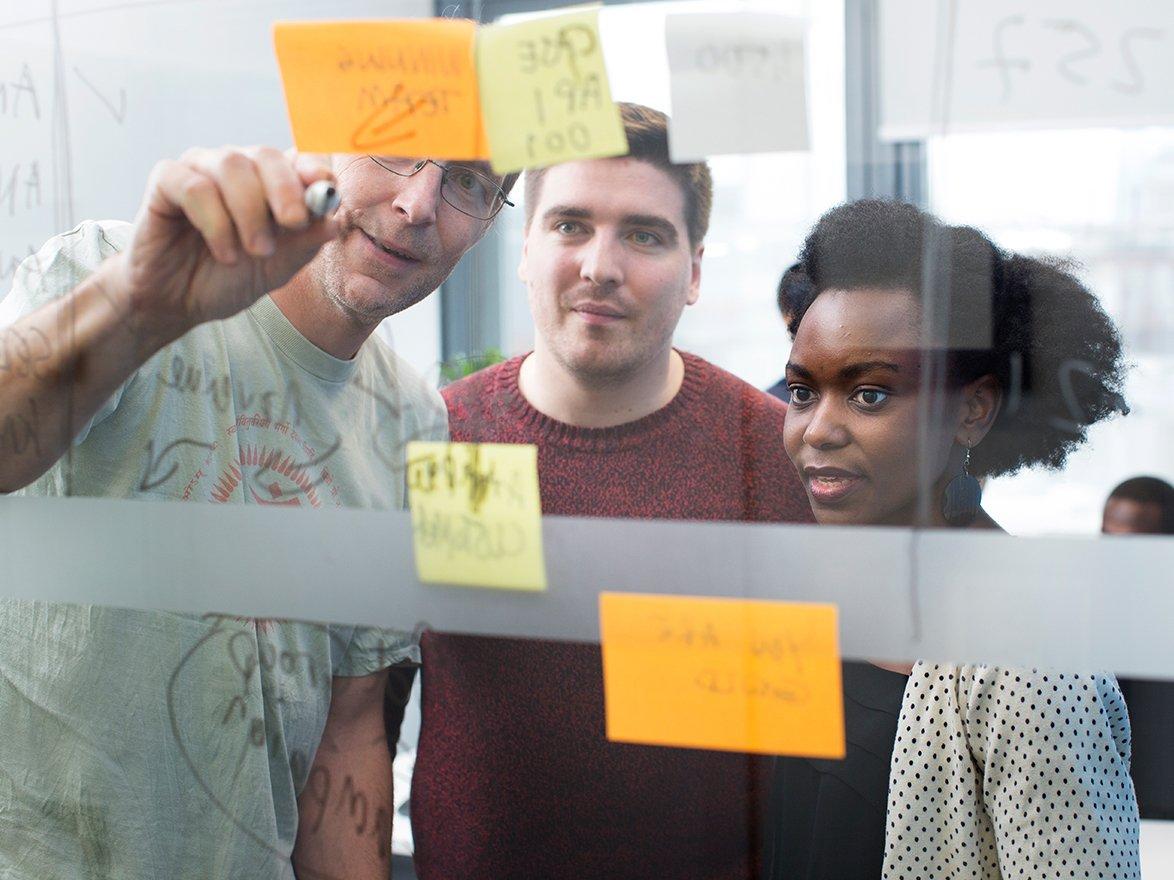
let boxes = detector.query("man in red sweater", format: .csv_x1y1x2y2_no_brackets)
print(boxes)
410,103,813,879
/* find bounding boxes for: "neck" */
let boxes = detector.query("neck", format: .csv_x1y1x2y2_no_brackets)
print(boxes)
897,503,1001,531
269,268,377,361
879,470,1003,531
518,345,684,429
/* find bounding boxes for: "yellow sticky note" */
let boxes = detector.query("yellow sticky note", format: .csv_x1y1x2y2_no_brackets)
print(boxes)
476,9,629,174
599,593,845,757
273,20,487,159
407,442,546,591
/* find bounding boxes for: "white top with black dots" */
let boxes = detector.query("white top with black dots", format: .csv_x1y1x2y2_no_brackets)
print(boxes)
883,663,1140,879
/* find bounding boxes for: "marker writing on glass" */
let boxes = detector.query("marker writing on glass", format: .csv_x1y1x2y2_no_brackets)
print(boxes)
304,180,341,218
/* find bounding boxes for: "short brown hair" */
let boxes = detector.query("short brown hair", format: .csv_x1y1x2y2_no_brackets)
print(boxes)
522,102,713,247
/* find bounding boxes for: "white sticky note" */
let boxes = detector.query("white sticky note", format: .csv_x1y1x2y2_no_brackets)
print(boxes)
666,13,809,162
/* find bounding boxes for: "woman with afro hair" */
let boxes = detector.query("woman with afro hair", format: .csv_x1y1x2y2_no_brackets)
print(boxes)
764,199,1139,879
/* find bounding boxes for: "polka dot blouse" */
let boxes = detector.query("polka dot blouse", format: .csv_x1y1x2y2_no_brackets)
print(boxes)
883,663,1140,879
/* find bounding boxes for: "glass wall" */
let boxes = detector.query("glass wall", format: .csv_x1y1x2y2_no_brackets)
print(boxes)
1,1,1171,878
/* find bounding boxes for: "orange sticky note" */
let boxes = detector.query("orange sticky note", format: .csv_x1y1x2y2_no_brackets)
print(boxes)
599,593,845,757
273,19,487,159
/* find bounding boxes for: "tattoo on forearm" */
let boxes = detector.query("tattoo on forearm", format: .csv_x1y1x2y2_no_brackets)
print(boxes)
0,325,55,381
0,397,41,458
300,764,392,861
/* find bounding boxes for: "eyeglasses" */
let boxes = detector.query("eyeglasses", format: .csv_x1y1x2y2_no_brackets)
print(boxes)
368,156,514,221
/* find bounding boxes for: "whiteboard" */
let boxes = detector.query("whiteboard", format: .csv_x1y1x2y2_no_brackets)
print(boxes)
0,0,438,365
879,0,1174,140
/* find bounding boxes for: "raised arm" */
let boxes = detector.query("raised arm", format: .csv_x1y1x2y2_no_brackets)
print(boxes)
0,147,337,492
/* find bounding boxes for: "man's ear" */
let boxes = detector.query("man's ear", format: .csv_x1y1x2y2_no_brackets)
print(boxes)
686,243,704,306
957,373,1002,446
517,227,530,283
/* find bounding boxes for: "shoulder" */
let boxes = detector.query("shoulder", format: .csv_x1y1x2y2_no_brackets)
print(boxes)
955,663,1122,695
907,662,1131,750
952,664,1130,739
1,220,132,322
441,357,514,405
678,352,813,523
681,351,788,426
677,353,791,445
441,356,522,440
361,339,447,442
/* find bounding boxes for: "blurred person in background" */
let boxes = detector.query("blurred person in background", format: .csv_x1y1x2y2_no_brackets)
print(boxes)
1102,475,1174,535
765,262,813,402
766,199,1138,879
1102,476,1174,825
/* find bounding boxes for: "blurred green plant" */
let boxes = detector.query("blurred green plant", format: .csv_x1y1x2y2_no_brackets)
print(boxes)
439,348,506,385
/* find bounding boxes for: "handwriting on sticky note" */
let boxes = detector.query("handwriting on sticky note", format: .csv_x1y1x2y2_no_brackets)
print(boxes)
666,13,808,162
273,20,485,159
406,442,546,591
476,9,629,174
599,593,844,757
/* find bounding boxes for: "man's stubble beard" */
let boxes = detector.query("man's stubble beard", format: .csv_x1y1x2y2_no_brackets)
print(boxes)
551,324,674,392
312,230,436,327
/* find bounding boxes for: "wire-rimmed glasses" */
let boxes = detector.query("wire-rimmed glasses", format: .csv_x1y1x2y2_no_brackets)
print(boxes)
368,156,514,221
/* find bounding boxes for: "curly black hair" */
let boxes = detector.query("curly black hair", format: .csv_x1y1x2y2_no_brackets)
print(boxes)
794,199,1129,478
776,262,813,339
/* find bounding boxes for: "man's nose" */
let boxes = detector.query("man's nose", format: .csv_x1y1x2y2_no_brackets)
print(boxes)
579,233,624,288
390,162,443,226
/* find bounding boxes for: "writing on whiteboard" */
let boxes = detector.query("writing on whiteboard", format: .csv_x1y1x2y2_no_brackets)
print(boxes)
878,0,1174,138
978,15,1164,101
0,63,40,119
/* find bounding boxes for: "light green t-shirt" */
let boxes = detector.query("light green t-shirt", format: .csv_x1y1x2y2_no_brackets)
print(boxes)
0,221,447,879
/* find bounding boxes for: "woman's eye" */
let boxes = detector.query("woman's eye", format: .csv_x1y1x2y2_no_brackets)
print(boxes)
852,388,891,408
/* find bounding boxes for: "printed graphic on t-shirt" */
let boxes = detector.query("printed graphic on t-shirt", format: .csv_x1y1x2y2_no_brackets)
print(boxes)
180,413,342,508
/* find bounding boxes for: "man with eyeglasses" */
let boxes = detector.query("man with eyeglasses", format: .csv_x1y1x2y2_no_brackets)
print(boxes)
0,146,515,880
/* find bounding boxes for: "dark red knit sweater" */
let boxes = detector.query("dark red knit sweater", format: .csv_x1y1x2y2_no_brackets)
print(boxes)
412,352,813,880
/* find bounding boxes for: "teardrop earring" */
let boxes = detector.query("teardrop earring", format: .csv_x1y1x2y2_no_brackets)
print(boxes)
941,443,983,527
